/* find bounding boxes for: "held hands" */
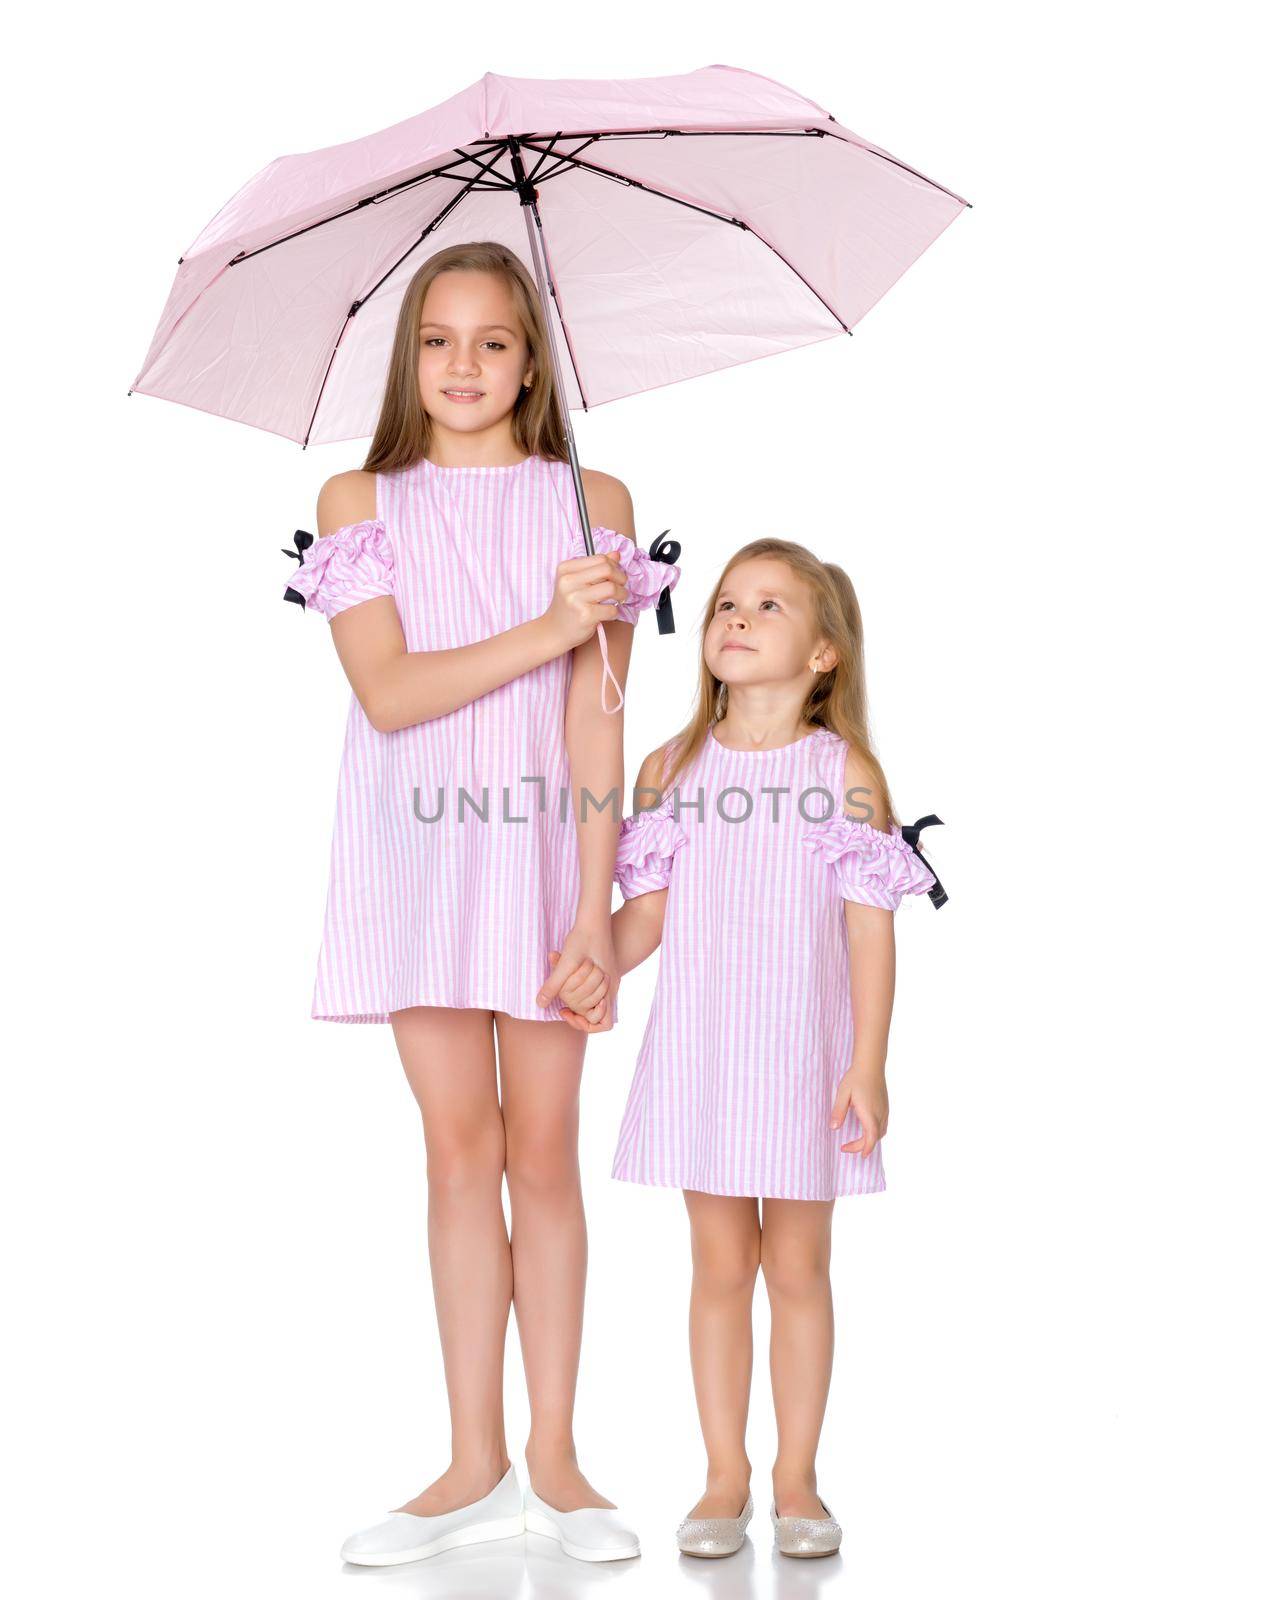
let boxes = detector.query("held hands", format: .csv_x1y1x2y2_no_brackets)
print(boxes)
544,951,611,1031
544,553,630,649
537,921,617,1033
830,1063,889,1159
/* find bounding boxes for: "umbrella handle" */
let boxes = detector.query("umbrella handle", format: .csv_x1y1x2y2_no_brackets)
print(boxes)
597,623,624,714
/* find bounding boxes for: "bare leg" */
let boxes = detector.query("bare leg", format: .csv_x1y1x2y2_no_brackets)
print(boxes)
683,1190,761,1519
760,1197,836,1519
495,1011,612,1511
391,1005,512,1514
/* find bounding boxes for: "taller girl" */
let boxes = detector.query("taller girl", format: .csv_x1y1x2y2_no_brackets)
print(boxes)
284,242,679,1566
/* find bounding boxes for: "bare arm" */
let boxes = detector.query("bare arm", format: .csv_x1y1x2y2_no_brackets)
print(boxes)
563,474,639,923
316,470,628,734
611,891,668,974
535,473,644,1029
551,744,674,1031
828,748,897,1158
844,900,896,1084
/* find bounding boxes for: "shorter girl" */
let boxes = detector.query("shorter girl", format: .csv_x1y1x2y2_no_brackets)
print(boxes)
554,538,943,1559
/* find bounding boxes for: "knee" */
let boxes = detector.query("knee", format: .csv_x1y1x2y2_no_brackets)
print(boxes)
760,1239,830,1300
692,1234,761,1298
425,1120,506,1199
503,1125,581,1203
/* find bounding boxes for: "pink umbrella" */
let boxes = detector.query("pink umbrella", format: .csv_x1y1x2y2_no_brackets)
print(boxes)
131,63,967,691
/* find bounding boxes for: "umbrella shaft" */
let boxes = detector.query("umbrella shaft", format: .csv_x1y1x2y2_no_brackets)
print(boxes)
510,140,596,559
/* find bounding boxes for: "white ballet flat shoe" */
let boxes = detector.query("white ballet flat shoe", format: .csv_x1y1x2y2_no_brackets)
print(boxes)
522,1484,640,1562
677,1492,754,1557
770,1494,843,1558
340,1463,525,1566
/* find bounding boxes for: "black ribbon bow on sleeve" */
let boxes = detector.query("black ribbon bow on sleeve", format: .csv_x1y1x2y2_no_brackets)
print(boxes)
282,528,314,610
648,530,681,635
900,814,948,909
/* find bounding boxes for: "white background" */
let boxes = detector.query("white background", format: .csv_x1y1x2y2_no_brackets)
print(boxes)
4,5,1276,1597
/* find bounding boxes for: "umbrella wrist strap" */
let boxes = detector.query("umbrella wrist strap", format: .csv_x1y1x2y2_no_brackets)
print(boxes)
598,624,624,714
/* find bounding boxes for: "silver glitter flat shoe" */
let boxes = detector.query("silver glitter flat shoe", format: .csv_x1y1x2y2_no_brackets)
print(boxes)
770,1496,842,1558
676,1492,753,1557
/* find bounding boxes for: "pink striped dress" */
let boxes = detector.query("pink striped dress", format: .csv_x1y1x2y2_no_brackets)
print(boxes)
610,726,936,1200
283,452,681,1025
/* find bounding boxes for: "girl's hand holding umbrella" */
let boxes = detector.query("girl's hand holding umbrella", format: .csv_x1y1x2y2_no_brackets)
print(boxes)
541,551,630,650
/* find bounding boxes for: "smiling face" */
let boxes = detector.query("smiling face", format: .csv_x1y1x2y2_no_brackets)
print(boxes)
417,269,536,441
705,556,837,686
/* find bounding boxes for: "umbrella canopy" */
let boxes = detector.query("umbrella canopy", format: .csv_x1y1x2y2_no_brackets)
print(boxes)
131,63,968,447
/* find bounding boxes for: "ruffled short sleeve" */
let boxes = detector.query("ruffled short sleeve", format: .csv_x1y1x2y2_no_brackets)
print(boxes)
800,813,938,911
587,526,682,626
284,519,395,620
614,793,689,899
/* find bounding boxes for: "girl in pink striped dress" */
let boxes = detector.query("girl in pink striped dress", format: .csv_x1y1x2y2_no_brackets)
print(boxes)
282,242,679,1565
556,537,943,1558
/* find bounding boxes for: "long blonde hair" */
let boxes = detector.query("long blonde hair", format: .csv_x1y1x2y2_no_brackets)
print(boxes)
361,241,569,474
657,538,899,826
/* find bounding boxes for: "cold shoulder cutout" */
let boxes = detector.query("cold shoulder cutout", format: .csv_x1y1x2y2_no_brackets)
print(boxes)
283,519,395,619
800,812,939,911
613,793,689,899
588,526,682,627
